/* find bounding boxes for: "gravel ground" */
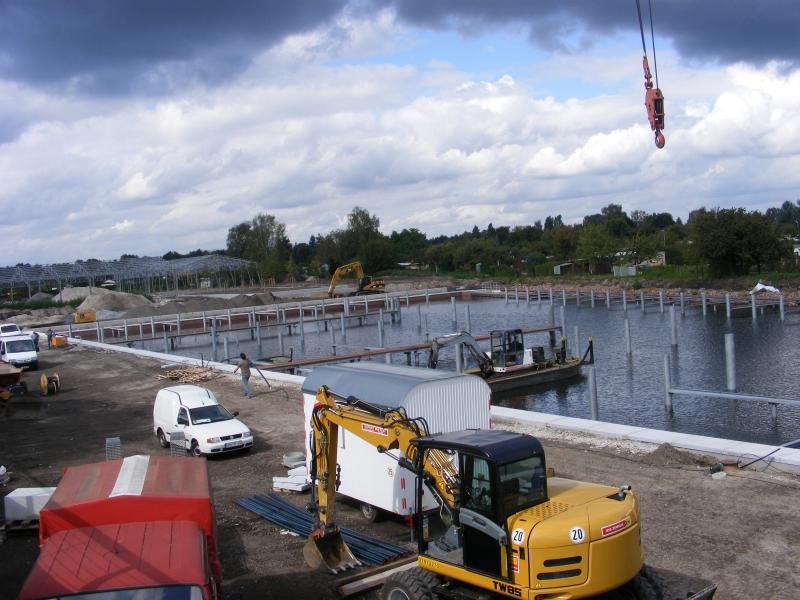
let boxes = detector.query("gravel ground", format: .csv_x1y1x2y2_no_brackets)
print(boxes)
1,345,798,599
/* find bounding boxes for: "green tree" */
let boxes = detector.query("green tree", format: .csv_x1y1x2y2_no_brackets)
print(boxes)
688,208,789,277
576,225,615,274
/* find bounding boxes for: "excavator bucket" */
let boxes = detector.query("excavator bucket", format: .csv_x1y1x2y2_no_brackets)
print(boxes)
303,532,360,573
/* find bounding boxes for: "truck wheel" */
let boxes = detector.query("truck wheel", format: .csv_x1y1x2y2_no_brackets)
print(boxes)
190,440,203,457
360,503,381,522
381,568,440,600
157,429,169,448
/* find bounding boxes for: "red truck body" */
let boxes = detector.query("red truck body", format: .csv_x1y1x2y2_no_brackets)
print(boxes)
18,455,221,600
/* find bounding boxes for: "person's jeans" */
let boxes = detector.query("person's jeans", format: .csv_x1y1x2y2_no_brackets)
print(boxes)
242,374,251,397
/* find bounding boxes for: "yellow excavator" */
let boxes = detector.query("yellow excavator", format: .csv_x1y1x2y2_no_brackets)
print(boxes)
305,385,667,599
326,261,385,298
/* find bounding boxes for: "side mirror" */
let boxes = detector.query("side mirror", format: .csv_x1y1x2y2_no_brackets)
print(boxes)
233,411,239,417
177,416,189,426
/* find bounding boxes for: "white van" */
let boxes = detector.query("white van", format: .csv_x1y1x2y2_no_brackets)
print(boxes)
0,335,38,370
153,385,253,457
0,323,23,338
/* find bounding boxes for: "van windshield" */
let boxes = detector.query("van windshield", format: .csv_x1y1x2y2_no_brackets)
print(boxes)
1,325,22,335
6,339,35,353
189,404,233,425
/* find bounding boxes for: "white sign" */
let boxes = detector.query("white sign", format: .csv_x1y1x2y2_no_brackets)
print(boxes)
511,528,525,545
569,526,585,544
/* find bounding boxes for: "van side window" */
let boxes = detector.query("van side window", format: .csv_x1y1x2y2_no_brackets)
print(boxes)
177,407,189,425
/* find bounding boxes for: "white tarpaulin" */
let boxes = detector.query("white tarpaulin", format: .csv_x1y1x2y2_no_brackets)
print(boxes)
750,282,780,294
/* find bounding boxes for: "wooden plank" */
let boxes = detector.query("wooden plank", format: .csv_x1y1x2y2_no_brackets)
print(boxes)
336,556,418,597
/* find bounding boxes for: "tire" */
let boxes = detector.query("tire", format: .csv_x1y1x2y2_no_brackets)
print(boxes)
190,440,203,457
157,429,169,448
604,567,661,600
360,503,381,522
381,568,440,600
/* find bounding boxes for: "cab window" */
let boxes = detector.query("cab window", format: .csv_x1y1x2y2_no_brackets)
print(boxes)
461,455,494,515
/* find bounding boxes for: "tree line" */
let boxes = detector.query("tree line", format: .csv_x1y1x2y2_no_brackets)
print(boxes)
175,201,800,281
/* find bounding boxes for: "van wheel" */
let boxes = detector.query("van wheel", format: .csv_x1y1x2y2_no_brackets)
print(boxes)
157,429,169,448
190,440,203,457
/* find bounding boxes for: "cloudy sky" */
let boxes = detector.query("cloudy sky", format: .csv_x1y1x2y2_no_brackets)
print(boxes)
2,1,800,265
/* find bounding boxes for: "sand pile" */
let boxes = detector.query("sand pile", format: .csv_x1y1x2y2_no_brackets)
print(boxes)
53,286,112,303
77,290,153,312
121,292,277,318
641,444,717,468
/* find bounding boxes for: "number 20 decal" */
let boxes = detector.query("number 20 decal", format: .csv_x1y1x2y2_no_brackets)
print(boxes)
569,526,585,544
511,528,525,545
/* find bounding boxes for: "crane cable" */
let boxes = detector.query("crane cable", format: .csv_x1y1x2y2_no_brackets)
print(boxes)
635,0,665,148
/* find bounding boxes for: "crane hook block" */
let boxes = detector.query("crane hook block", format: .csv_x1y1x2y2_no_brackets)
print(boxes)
642,55,665,148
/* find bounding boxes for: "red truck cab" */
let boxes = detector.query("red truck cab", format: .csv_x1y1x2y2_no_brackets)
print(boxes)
18,455,221,600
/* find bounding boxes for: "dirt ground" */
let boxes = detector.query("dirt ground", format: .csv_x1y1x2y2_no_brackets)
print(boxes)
1,345,799,599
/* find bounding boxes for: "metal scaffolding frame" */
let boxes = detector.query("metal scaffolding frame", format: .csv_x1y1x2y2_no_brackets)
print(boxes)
0,255,256,298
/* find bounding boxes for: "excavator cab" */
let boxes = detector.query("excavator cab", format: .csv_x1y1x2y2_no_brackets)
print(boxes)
489,329,525,367
413,430,547,580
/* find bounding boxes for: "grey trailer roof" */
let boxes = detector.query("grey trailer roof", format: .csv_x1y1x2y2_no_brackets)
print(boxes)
301,362,475,407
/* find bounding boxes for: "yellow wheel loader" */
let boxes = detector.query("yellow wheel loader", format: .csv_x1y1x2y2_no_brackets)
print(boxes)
304,386,691,599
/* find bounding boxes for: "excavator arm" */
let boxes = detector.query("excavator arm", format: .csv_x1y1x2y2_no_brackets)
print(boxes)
305,385,458,572
427,331,494,377
326,261,365,298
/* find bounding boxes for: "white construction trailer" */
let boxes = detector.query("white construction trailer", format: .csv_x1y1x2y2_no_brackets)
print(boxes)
301,362,491,521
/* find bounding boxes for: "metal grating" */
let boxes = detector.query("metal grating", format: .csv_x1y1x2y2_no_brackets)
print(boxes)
169,430,186,456
104,436,122,460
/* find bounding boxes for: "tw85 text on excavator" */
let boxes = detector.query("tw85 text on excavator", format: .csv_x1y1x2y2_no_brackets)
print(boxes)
305,385,668,599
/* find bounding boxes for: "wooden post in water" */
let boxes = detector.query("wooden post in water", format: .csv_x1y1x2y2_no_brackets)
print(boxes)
505,287,509,303
663,355,673,413
590,289,595,308
515,286,519,305
576,288,581,308
561,289,566,306
465,305,472,334
680,292,685,316
549,287,554,305
750,294,757,321
340,313,346,343
725,294,732,319
211,320,217,362
451,296,457,329
670,305,677,346
659,290,664,314
725,333,736,392
780,295,785,322
640,291,645,314
588,367,598,420
605,290,611,309
622,290,627,312
701,291,707,317
417,304,422,332
624,319,632,356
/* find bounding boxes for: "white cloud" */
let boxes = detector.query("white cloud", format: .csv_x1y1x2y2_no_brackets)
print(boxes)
2,30,800,264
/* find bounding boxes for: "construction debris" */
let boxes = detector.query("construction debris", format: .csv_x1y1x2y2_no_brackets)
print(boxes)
156,366,219,384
